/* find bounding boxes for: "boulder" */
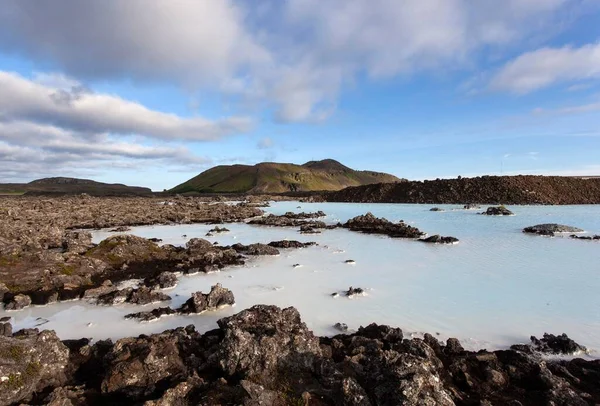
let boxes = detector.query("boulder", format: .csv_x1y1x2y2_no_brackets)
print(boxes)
420,235,459,244
179,284,235,314
267,240,316,249
211,305,322,382
231,243,280,256
482,206,514,216
0,321,12,337
512,333,587,355
5,294,32,310
343,212,425,238
144,271,178,289
0,329,69,405
523,224,584,235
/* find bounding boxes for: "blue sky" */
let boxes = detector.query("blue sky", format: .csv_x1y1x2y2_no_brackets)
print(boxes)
0,0,599,190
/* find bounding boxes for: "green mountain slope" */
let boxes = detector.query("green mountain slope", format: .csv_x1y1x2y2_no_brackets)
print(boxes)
0,177,152,196
170,159,403,194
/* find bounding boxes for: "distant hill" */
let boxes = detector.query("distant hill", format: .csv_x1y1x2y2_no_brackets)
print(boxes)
325,175,600,205
0,177,152,196
170,159,403,194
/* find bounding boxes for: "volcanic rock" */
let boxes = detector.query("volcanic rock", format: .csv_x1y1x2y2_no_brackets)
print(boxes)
343,212,425,238
267,240,316,249
523,224,584,235
4,294,32,310
179,284,235,314
144,271,178,289
231,243,279,256
482,206,514,215
420,235,459,244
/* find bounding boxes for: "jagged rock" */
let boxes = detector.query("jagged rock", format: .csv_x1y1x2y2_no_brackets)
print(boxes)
97,287,170,305
125,307,178,322
179,284,235,314
208,226,230,233
420,235,459,244
0,329,69,405
334,322,348,332
523,224,584,235
482,206,514,215
231,243,279,256
343,212,425,238
83,280,116,299
512,333,587,355
5,294,32,310
212,305,322,382
345,287,365,297
0,321,12,337
570,234,600,240
248,211,326,227
148,238,162,243
101,326,200,398
267,240,316,249
144,271,178,289
143,376,202,405
44,385,87,406
61,231,93,254
299,225,321,234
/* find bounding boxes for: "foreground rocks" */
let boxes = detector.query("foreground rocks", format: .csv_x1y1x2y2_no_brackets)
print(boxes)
1,305,598,406
523,223,584,236
343,212,425,238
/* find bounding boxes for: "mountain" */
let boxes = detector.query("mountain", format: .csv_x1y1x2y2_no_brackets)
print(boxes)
0,177,152,196
325,175,600,205
170,159,403,194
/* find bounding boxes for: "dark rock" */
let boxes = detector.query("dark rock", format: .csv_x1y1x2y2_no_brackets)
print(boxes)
83,280,117,299
523,223,584,235
144,271,178,289
527,333,587,355
345,286,365,297
299,224,321,234
248,211,326,228
420,234,459,244
570,234,600,241
268,240,316,249
0,322,12,336
100,326,200,398
343,212,425,238
211,305,322,382
97,286,171,305
334,322,348,332
5,294,32,310
430,207,444,211
179,283,235,314
0,329,69,405
344,259,356,264
125,307,178,322
128,286,172,305
464,203,481,209
148,238,162,243
231,243,280,256
482,206,514,215
208,226,230,233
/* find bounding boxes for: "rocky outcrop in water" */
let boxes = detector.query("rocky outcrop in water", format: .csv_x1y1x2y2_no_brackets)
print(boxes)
523,223,584,236
97,286,171,306
343,212,425,238
482,206,514,215
420,235,459,244
1,305,598,405
267,240,316,249
248,211,326,228
510,333,588,355
231,243,280,256
570,234,600,241
126,284,234,322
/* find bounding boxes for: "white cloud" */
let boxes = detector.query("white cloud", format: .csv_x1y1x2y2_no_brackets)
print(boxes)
0,0,583,122
490,43,600,93
0,71,251,141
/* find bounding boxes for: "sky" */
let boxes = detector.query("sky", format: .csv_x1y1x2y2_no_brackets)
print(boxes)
1,0,600,190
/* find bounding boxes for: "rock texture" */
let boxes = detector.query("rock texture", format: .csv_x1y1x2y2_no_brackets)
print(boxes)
1,306,599,405
343,212,425,238
325,175,600,205
420,235,459,244
482,206,514,216
523,223,585,236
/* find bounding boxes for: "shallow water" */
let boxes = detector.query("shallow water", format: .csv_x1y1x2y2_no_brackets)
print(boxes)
4,202,600,357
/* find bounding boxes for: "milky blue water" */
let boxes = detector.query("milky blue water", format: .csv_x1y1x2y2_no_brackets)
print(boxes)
5,202,600,356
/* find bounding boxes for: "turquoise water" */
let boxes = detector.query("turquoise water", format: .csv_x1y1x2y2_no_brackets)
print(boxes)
5,202,600,356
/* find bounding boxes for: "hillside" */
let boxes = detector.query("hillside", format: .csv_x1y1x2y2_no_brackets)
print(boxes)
325,175,600,205
170,159,403,194
0,177,152,196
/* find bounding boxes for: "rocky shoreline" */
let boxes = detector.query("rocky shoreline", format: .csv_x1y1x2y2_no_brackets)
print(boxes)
0,305,598,405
